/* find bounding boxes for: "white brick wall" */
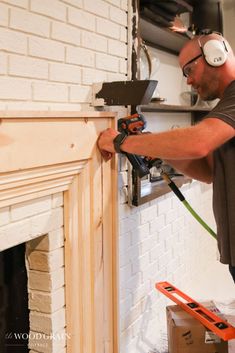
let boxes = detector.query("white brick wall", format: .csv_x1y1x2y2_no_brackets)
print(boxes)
118,181,218,353
0,0,128,111
0,193,66,353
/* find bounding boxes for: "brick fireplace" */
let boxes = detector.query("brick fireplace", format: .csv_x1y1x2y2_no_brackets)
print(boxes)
1,194,65,353
0,111,118,353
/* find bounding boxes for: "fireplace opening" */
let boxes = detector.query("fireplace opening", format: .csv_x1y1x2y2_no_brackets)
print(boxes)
0,243,29,353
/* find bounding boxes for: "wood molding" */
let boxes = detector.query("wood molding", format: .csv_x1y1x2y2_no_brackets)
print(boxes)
0,111,118,353
0,161,86,208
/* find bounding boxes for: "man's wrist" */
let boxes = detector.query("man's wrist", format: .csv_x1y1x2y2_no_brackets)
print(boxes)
113,132,128,153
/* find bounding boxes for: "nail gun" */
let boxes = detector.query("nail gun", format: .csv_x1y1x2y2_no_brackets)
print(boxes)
117,113,162,178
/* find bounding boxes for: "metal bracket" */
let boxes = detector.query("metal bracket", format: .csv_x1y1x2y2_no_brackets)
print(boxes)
92,80,158,107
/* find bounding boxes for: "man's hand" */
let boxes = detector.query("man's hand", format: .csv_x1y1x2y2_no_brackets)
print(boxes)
97,128,119,161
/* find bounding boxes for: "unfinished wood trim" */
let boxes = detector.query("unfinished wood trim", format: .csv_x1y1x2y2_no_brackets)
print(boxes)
0,111,118,353
0,161,86,208
0,111,115,119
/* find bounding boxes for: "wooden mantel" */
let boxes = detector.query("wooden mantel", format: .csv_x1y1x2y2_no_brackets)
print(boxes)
0,111,118,353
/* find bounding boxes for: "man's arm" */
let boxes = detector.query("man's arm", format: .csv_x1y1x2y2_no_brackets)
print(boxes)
98,117,234,182
165,153,213,183
119,118,234,159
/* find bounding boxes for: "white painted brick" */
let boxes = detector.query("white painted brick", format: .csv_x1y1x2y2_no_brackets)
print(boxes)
10,8,50,37
0,77,31,100
106,0,120,7
9,55,48,79
120,272,142,299
119,232,131,254
0,219,31,251
157,197,172,215
84,0,109,18
132,253,150,275
29,37,64,62
107,72,126,81
82,68,107,85
121,301,143,329
30,308,66,335
27,248,64,272
119,250,131,268
142,261,159,283
51,22,81,46
140,234,156,255
120,26,127,42
33,82,68,102
49,103,84,111
49,62,81,84
30,0,67,21
110,5,127,26
132,222,150,242
119,263,132,285
61,0,83,9
119,58,128,74
96,17,120,39
0,207,10,226
149,214,165,234
81,31,107,53
119,187,128,205
52,193,63,208
120,294,132,318
31,208,64,236
11,196,52,221
120,327,133,349
2,0,28,8
125,243,141,262
165,208,178,224
172,216,185,233
149,242,164,263
120,217,139,235
96,52,119,72
119,154,128,171
28,229,64,251
108,39,127,58
28,268,65,291
66,46,94,67
120,0,128,10
70,85,91,103
132,281,150,304
6,102,50,111
140,205,157,224
157,250,172,271
68,7,95,31
118,171,128,188
0,28,27,54
158,224,172,242
29,287,65,313
0,3,8,26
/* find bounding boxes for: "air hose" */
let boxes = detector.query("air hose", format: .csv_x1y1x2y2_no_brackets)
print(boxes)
161,172,217,240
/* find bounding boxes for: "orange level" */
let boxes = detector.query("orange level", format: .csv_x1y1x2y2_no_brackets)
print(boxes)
156,281,235,341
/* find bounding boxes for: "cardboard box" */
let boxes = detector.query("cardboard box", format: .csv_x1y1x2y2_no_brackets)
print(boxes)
167,302,228,353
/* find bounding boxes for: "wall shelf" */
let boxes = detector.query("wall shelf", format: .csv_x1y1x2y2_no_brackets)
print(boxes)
140,103,211,113
140,17,189,55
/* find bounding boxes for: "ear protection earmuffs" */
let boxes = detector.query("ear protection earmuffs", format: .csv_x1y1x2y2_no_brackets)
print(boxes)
198,37,228,67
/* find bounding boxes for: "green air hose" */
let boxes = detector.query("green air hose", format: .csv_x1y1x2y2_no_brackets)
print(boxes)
161,172,217,240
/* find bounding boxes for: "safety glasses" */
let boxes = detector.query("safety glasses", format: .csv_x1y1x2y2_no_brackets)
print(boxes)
182,54,203,78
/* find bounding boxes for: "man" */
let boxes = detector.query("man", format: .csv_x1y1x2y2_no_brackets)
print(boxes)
98,32,235,282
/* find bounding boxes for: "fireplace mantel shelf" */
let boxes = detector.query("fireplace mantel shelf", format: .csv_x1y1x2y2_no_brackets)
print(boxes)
0,110,113,118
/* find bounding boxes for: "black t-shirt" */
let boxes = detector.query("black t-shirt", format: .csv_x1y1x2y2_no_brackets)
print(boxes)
205,81,235,265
